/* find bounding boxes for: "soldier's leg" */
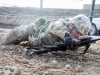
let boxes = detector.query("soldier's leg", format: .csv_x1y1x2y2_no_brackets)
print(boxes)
0,24,35,45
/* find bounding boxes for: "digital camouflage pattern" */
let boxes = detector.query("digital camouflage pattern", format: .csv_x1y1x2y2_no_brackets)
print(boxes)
0,15,91,47
0,18,70,46
69,15,91,35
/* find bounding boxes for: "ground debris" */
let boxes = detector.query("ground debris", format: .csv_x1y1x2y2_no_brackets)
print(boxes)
0,28,100,75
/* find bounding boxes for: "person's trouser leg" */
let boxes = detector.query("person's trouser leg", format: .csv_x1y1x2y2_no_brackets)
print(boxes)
0,24,35,45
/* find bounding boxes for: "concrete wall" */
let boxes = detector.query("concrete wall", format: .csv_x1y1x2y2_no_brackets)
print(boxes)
0,6,100,25
83,4,100,9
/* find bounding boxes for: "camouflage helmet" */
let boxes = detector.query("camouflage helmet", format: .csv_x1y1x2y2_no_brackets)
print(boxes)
69,15,91,35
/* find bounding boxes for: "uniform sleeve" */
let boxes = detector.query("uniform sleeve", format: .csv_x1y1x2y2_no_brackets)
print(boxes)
46,20,71,40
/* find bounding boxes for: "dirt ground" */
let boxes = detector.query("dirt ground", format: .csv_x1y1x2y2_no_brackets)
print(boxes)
0,28,100,75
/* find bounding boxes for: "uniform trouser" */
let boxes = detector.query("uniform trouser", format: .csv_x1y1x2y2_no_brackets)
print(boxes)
0,24,35,45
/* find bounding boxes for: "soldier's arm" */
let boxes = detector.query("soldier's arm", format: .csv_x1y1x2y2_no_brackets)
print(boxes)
46,20,70,40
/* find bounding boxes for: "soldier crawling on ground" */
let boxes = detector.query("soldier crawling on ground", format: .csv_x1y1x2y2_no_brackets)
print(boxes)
0,15,91,49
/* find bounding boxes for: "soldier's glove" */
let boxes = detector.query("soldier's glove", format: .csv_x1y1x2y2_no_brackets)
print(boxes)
64,33,79,50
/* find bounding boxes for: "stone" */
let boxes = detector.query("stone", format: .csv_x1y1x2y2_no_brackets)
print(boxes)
65,64,72,69
75,65,83,72
10,66,21,75
24,64,31,68
5,66,11,70
52,60,57,64
4,70,11,75
0,71,3,75
56,63,65,68
22,59,29,64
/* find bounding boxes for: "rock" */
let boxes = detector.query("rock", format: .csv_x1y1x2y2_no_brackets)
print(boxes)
49,59,58,67
22,59,29,64
75,65,83,72
23,48,27,52
0,71,3,75
4,70,11,75
66,58,73,63
17,50,22,54
78,55,83,61
65,64,72,69
56,63,66,68
10,66,21,75
52,60,57,64
4,66,21,75
0,65,3,69
5,66,11,70
0,45,5,50
84,53,94,60
24,64,31,68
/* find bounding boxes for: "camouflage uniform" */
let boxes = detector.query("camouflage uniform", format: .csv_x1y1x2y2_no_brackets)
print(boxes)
0,18,69,46
0,15,91,47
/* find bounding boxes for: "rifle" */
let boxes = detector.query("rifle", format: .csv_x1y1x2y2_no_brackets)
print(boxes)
26,38,100,56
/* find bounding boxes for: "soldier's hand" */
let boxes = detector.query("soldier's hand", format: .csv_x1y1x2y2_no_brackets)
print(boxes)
64,33,79,50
